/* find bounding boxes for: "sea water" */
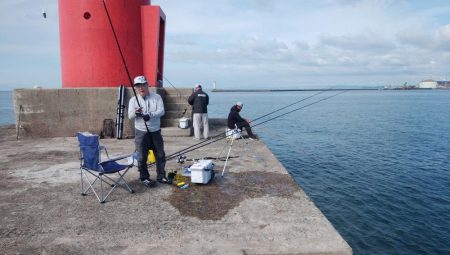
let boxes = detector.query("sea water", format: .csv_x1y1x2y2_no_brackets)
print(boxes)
0,91,14,126
208,90,450,254
1,89,449,254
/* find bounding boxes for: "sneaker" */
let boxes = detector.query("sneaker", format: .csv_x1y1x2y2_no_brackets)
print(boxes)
157,177,172,185
141,178,156,188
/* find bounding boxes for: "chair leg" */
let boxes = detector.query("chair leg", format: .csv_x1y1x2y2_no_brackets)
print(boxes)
117,168,134,193
81,169,103,203
102,168,134,194
81,169,95,195
100,174,106,203
80,168,86,196
80,167,134,203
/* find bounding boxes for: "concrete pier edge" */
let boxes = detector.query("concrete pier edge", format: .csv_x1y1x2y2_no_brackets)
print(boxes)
4,87,352,254
0,123,352,254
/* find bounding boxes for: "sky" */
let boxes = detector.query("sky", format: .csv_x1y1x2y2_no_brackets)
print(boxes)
1,0,450,90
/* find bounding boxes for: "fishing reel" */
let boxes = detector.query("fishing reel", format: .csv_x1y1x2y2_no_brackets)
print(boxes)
176,154,187,164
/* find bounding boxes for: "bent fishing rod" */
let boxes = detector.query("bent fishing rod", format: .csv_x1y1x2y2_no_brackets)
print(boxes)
249,87,337,124
164,90,347,161
157,70,183,98
251,90,347,129
102,0,344,162
102,0,151,134
165,88,340,159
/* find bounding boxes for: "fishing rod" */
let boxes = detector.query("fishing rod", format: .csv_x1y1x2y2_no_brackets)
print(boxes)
16,104,23,140
251,90,347,129
164,88,340,159
164,90,347,161
165,91,346,161
101,0,151,134
157,70,183,98
249,88,336,124
101,0,344,162
122,41,183,99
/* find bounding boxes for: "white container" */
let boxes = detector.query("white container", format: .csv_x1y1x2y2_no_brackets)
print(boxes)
179,117,189,129
190,160,214,184
226,128,241,139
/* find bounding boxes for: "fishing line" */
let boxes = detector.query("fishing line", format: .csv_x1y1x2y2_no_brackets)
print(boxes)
164,90,347,161
113,32,183,99
157,70,183,98
102,0,151,134
100,9,184,109
164,88,342,159
251,90,347,129
16,105,23,140
100,1,344,162
249,87,337,124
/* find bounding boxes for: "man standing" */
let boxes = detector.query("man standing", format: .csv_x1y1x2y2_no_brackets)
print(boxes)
128,75,169,187
227,101,257,140
188,84,209,140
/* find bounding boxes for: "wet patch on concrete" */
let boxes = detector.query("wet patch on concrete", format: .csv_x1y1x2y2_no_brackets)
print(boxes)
6,150,75,160
168,171,299,220
2,150,77,170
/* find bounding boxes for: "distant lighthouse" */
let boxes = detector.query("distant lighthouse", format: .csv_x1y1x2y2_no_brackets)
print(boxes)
58,0,166,88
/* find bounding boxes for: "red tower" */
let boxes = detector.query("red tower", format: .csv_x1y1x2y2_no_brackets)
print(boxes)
58,0,165,88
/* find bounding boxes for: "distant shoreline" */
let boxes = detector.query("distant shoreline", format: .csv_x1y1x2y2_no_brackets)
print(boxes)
211,88,449,92
211,88,380,92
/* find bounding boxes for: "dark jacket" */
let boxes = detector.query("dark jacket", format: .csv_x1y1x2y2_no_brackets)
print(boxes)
188,90,209,113
227,105,245,129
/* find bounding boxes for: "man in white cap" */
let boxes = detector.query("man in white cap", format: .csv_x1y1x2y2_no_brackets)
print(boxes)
128,75,169,187
188,83,209,139
227,101,257,139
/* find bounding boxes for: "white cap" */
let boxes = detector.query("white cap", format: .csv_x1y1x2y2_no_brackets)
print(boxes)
236,101,243,107
195,83,202,89
133,75,148,85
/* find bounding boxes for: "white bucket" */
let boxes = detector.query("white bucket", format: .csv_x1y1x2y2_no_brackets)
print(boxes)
179,117,189,129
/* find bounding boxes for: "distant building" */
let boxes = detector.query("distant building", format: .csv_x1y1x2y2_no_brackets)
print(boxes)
437,81,450,88
418,79,437,89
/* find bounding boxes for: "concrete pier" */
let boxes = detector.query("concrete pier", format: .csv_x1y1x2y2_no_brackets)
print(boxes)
0,125,352,254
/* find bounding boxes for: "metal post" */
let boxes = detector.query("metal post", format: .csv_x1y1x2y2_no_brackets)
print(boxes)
221,138,235,177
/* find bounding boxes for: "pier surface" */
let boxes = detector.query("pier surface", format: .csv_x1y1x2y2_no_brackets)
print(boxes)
0,125,351,254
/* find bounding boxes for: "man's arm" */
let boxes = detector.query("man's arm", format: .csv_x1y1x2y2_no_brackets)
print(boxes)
236,112,246,123
128,97,137,120
151,94,165,118
188,92,195,105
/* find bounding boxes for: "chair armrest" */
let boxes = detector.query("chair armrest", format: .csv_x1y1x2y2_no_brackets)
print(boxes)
99,145,110,159
100,154,134,165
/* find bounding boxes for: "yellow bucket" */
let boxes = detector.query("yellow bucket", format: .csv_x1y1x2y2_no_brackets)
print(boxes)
147,150,156,164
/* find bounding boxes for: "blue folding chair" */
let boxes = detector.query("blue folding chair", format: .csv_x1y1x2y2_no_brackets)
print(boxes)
77,132,135,203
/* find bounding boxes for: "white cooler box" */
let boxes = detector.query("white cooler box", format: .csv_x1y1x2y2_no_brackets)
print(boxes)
190,160,214,184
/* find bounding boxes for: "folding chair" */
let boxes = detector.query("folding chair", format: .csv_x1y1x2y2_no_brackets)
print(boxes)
77,132,135,203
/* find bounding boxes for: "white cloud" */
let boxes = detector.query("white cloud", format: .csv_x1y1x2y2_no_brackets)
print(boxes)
1,0,450,90
154,0,450,88
434,24,450,50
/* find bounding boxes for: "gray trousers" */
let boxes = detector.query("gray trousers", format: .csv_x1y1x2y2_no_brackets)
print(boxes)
134,129,166,181
193,113,209,139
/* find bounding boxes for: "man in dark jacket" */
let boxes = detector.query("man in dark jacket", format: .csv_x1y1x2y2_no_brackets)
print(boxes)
227,101,257,139
188,84,209,139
